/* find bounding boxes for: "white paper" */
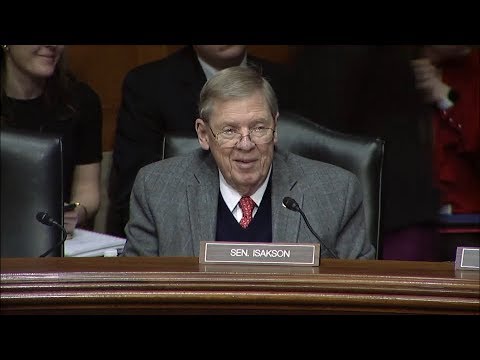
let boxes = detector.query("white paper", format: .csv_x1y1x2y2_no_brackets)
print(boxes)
64,228,126,257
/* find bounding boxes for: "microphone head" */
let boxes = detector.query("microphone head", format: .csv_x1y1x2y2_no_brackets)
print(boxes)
36,211,53,226
282,197,300,212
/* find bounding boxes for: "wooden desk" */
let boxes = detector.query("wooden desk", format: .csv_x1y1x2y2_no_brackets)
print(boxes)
1,257,479,315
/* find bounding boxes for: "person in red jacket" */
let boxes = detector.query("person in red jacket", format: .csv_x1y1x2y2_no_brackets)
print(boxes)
412,45,480,216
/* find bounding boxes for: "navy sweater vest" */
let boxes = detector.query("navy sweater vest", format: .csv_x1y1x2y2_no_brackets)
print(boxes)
216,182,272,243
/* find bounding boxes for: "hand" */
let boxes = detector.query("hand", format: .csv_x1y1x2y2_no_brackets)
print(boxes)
411,58,450,104
64,206,80,237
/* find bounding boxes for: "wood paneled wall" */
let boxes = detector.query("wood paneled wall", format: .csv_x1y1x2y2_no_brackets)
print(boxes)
67,45,296,151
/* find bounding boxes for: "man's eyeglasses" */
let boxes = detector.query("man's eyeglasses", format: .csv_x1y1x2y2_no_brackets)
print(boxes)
207,125,276,148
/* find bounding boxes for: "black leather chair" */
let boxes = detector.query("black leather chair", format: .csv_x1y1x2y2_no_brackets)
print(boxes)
162,111,385,258
1,128,64,257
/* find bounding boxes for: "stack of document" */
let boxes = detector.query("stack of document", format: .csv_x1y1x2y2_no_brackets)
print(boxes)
64,228,126,257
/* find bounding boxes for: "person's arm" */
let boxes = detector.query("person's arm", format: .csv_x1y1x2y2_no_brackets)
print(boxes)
64,81,103,234
122,166,159,256
108,72,164,236
65,163,101,232
335,174,376,260
411,58,453,109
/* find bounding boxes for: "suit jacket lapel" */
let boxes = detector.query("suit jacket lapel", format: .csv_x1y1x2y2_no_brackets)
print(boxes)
187,154,219,256
271,152,304,244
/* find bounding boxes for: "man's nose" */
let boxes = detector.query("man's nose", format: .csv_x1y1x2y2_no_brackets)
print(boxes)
235,132,255,148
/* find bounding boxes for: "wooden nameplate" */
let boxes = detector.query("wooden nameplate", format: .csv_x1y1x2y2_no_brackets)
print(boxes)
199,241,320,266
455,247,480,271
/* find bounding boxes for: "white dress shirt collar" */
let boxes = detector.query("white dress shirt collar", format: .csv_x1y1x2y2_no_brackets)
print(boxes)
197,53,248,81
219,166,272,216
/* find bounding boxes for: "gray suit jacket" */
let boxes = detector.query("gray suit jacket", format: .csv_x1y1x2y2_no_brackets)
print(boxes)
123,149,375,259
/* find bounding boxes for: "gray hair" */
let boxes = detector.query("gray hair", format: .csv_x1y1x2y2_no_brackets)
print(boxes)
198,66,278,122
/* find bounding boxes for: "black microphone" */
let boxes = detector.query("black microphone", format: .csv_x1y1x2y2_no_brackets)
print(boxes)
282,197,338,259
36,211,68,257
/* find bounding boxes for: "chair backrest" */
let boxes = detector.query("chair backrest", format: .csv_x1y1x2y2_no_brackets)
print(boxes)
1,128,64,257
162,111,385,258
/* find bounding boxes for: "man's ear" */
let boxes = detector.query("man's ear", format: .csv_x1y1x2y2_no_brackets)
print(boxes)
273,112,279,145
196,119,210,150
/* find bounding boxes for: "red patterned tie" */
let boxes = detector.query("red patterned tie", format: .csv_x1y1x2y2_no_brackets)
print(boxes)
239,196,256,228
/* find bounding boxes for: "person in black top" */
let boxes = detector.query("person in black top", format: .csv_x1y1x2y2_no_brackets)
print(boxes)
107,45,290,237
1,45,103,234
